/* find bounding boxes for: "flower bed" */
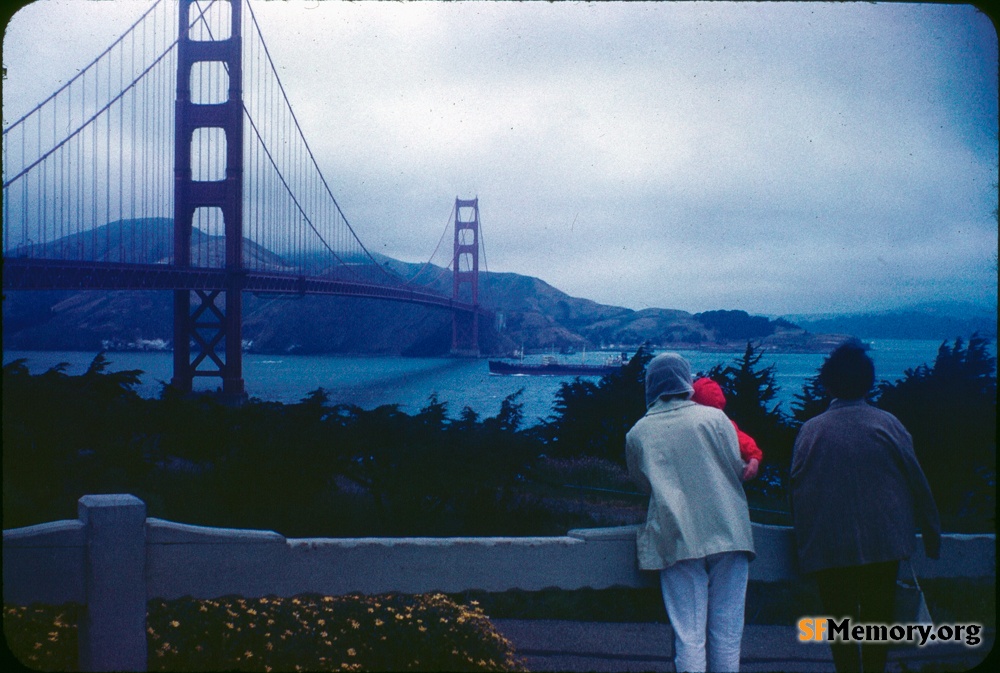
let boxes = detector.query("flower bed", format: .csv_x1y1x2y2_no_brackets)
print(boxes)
3,593,526,672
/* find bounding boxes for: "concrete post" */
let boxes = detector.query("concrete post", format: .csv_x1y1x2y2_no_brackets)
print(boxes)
78,494,147,672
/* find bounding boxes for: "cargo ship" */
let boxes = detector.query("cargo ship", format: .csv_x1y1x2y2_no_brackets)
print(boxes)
488,353,628,377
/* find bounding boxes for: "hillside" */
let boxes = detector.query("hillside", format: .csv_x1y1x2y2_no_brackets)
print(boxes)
785,302,997,341
0,275,835,357
5,219,988,356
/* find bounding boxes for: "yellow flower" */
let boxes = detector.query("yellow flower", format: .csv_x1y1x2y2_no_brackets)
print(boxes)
374,619,384,627
244,651,254,659
170,620,180,628
347,648,357,657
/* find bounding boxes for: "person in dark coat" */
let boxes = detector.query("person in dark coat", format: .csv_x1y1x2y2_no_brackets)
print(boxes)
791,339,941,673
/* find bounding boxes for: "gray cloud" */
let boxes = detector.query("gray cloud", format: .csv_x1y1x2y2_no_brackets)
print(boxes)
4,0,997,315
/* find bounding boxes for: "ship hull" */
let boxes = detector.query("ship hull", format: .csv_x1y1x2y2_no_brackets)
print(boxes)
487,360,620,376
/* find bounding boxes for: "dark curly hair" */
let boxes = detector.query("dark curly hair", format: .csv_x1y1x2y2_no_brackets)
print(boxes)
819,338,875,400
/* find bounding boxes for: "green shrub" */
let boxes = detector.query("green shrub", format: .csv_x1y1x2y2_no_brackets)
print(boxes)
3,594,526,672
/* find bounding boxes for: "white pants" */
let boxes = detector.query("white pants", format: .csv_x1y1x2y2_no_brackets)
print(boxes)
659,551,749,673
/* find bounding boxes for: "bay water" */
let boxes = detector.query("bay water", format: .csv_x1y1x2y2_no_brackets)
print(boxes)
5,339,992,426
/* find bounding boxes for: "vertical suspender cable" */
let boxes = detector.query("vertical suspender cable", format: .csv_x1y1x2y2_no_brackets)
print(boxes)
141,12,147,258
131,26,137,262
40,116,46,257
121,37,127,262
58,89,64,257
92,68,98,257
105,54,111,257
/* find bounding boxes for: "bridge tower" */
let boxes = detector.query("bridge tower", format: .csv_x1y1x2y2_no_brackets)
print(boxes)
451,197,480,356
172,0,245,398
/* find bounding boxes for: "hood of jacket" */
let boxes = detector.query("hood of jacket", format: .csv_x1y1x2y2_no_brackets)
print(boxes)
692,377,727,410
644,352,694,407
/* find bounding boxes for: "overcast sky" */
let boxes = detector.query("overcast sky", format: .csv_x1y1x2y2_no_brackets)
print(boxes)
3,0,997,316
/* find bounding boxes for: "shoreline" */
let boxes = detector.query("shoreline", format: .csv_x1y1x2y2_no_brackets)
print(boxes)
8,334,995,359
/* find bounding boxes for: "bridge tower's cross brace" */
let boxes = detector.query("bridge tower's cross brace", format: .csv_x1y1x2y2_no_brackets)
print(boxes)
172,0,245,398
451,197,480,356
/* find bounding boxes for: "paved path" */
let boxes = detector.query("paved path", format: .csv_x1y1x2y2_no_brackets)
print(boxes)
492,620,995,672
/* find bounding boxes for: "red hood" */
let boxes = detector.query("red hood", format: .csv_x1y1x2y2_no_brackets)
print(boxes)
692,377,727,410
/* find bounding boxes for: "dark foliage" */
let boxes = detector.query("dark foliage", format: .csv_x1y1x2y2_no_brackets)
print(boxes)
4,336,995,535
2,354,147,526
531,346,654,464
789,372,832,428
702,342,797,508
694,310,777,341
875,335,996,532
2,355,553,536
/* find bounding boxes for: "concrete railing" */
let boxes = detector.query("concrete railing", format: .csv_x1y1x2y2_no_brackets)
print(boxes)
3,494,995,671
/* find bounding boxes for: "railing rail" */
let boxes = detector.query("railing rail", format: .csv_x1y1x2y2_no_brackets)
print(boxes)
3,494,995,672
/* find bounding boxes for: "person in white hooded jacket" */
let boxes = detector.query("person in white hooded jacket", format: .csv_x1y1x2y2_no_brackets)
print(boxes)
626,352,755,673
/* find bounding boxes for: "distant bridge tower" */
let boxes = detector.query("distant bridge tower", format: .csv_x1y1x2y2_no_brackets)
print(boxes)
451,197,480,356
172,0,245,398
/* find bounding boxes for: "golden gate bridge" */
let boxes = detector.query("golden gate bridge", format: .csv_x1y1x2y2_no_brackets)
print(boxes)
2,0,487,400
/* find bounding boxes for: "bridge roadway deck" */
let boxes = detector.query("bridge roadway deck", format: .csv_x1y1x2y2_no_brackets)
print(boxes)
1,258,477,311
492,619,995,672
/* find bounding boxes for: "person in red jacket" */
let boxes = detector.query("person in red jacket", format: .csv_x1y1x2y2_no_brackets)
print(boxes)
691,377,762,481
